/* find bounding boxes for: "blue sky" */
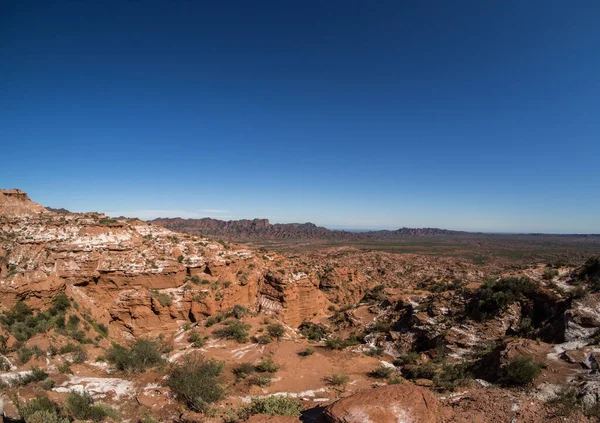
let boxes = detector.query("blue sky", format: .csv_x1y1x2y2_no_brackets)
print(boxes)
1,1,599,233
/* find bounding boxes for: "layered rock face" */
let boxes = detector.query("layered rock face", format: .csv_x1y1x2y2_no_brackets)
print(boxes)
0,190,330,340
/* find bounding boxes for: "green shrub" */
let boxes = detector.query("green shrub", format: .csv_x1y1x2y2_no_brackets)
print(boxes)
13,395,59,422
233,362,256,380
543,268,559,280
10,366,48,387
328,373,350,390
255,333,273,344
255,357,280,373
324,336,349,350
57,361,73,374
267,323,285,340
166,353,226,412
298,347,315,357
402,362,436,380
188,330,208,348
369,364,394,379
17,346,35,364
212,320,250,343
364,347,385,357
247,374,272,387
63,390,119,422
298,321,329,341
502,356,541,386
393,352,420,366
472,277,538,318
150,290,172,307
106,338,164,373
433,362,472,390
247,396,302,417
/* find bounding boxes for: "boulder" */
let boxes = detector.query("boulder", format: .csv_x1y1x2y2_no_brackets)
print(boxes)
324,384,439,423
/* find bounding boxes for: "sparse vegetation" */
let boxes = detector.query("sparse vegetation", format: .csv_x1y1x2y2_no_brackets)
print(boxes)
166,353,226,412
298,321,329,341
246,395,302,417
266,323,285,340
298,347,315,357
212,319,251,343
501,356,541,386
328,373,350,391
369,364,394,379
63,390,120,422
106,338,164,373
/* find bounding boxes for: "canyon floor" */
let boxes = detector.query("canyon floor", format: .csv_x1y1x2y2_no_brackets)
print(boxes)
2,189,600,422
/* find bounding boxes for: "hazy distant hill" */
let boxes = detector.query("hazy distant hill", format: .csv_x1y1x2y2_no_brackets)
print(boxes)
151,217,466,240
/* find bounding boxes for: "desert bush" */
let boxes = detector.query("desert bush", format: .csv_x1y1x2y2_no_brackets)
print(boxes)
543,268,559,280
106,338,164,373
298,347,314,357
40,378,55,390
267,323,285,340
233,362,256,380
0,297,71,342
254,333,273,344
393,352,420,366
11,366,49,386
324,336,350,350
247,395,302,417
57,361,73,374
471,277,538,318
255,357,280,373
188,330,208,348
364,347,385,357
17,345,35,364
298,321,329,341
369,364,394,379
401,362,436,380
14,395,59,422
502,356,541,386
63,390,119,422
433,362,472,390
166,353,226,412
212,320,250,343
328,373,350,390
247,374,272,387
150,290,172,307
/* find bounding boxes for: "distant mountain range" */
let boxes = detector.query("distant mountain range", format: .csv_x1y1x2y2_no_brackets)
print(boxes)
151,217,467,240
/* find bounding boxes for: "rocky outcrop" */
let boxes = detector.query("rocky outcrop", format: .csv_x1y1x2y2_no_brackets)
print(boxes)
0,189,47,216
0,190,334,340
324,384,441,423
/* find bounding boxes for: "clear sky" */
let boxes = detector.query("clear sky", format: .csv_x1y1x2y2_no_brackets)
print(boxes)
2,1,599,233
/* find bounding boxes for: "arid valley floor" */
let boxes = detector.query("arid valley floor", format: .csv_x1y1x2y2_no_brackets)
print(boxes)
2,189,600,422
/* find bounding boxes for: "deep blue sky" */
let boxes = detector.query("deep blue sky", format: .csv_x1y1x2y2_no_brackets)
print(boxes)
2,1,599,232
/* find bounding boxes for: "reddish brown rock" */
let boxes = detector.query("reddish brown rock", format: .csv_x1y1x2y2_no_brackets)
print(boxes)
324,384,440,423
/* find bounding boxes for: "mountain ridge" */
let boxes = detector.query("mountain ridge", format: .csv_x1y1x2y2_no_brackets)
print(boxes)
151,216,468,240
